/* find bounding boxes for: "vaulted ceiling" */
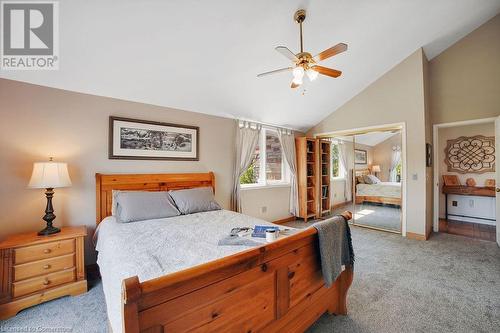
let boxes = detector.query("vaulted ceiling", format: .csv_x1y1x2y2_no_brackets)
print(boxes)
1,0,499,131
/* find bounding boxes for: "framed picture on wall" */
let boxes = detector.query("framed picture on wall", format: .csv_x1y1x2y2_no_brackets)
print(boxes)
354,149,367,164
426,143,432,167
109,116,199,160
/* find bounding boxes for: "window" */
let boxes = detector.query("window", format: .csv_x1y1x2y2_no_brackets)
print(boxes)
331,142,340,178
240,128,290,187
395,161,402,182
331,141,345,179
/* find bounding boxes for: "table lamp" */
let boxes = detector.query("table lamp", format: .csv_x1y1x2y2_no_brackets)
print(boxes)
372,165,381,177
28,158,72,235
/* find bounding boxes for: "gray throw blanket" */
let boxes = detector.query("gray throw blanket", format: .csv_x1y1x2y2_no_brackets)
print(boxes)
313,215,355,287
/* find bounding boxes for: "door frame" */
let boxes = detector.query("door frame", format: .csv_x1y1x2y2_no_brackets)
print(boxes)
432,117,497,232
315,122,407,236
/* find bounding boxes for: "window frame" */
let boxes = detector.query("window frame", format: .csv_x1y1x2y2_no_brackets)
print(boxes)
240,128,291,189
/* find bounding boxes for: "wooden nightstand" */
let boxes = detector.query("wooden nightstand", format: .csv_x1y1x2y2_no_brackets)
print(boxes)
0,226,87,319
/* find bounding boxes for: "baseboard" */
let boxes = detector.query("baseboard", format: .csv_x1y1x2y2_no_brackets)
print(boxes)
272,216,297,224
333,201,352,210
406,232,427,241
425,228,433,240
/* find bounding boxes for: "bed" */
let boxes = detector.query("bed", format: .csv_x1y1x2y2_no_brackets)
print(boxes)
354,169,401,206
95,172,353,333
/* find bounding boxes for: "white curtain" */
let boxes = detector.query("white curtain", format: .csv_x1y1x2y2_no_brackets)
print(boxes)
338,140,353,202
389,146,401,182
278,128,299,216
231,121,261,212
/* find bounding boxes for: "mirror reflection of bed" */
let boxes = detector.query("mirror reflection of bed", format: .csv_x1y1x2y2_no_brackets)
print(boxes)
353,169,402,232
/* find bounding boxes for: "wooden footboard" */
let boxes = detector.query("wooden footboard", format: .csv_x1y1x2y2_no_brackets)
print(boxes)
355,195,401,206
122,212,353,333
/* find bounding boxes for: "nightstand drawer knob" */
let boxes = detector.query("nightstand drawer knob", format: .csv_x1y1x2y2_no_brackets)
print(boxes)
43,249,51,254
43,264,51,269
43,279,50,286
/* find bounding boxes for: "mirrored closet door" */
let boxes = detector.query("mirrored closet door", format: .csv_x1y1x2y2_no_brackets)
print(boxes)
326,128,403,234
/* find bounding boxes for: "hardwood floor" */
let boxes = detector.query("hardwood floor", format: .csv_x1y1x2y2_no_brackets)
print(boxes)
439,219,496,242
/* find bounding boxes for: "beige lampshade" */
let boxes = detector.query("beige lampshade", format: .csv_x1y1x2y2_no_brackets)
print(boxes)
372,165,381,173
28,161,72,189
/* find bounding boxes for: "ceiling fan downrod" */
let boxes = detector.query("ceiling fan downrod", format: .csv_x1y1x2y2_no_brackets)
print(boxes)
294,9,306,53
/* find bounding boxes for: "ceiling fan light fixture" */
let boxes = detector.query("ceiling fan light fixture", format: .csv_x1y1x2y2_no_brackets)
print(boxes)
292,66,305,80
256,9,347,88
306,68,319,81
292,76,303,85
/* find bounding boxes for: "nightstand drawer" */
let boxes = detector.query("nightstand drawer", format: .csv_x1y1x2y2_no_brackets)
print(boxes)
13,253,75,281
12,268,76,298
14,239,75,264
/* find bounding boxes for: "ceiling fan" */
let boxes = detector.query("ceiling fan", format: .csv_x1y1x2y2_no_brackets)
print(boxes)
257,9,347,89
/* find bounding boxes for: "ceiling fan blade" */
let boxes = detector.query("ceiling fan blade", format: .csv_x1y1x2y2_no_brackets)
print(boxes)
291,81,301,89
275,46,299,62
257,67,293,78
311,65,342,78
313,43,348,62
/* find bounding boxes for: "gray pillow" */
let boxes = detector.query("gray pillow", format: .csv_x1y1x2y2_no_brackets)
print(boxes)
114,191,180,223
169,187,221,215
363,175,381,184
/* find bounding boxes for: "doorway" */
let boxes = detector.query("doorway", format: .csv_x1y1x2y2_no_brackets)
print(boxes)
317,123,406,235
433,117,498,244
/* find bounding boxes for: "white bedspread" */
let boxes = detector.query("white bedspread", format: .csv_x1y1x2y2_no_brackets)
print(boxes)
95,210,293,333
356,182,401,198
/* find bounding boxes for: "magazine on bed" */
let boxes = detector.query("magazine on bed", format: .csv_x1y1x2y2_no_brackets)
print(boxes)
251,225,281,238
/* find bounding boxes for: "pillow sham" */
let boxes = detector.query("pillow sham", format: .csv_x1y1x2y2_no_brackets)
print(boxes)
363,174,381,184
114,191,180,223
169,187,221,215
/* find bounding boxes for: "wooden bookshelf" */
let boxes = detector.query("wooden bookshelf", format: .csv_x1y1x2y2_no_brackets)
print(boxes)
318,139,331,217
296,137,319,222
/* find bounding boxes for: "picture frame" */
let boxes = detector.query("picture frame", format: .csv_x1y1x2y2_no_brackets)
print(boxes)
109,116,199,161
426,143,432,167
354,149,367,164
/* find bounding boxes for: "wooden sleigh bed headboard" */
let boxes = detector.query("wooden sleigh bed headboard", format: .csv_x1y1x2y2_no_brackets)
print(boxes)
95,172,215,224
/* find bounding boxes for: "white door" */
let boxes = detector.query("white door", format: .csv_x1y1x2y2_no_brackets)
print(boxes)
496,116,500,247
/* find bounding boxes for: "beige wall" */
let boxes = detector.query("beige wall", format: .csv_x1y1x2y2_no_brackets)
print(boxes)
372,133,402,182
437,122,495,218
423,52,433,237
308,48,428,236
0,79,292,263
429,14,500,125
241,186,291,221
332,178,346,206
429,14,499,233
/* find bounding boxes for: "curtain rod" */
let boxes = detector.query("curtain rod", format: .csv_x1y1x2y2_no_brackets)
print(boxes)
237,118,297,133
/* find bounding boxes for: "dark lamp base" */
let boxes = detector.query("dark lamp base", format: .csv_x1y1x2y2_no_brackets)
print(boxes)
38,187,60,236
38,225,61,236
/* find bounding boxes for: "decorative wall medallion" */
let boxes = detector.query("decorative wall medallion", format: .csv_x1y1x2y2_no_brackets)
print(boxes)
445,135,495,174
